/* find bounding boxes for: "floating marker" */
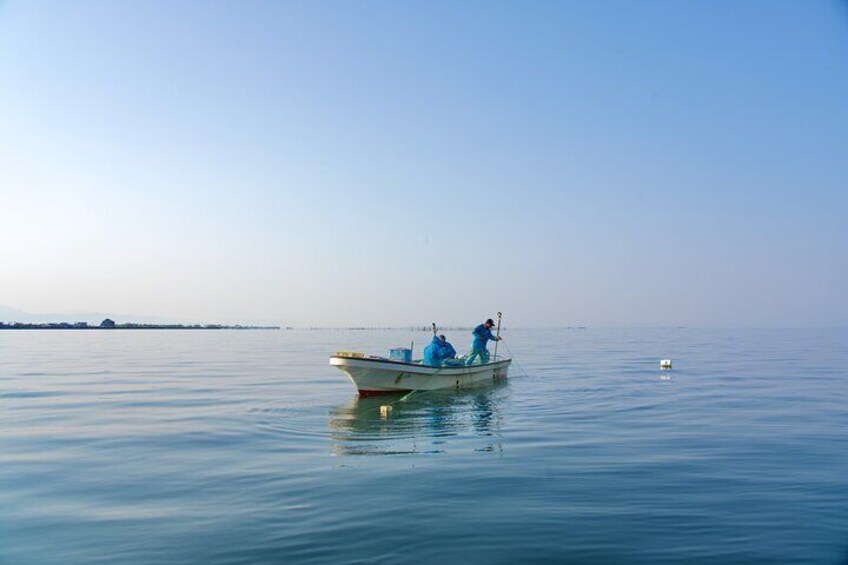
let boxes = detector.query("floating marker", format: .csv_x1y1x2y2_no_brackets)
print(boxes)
660,359,672,369
380,405,392,419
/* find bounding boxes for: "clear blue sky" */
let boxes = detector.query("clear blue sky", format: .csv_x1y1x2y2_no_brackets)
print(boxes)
1,1,846,326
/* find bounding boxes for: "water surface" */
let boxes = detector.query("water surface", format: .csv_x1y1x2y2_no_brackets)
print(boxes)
1,328,846,563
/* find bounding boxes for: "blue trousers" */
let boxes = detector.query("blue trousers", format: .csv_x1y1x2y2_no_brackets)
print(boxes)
465,347,490,366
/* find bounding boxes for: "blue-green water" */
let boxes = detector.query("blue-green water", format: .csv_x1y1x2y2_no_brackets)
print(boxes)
1,328,846,564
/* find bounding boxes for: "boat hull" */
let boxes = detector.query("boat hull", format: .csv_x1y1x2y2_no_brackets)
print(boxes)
330,356,511,396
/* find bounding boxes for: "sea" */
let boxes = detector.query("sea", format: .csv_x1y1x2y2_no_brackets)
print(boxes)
1,328,846,564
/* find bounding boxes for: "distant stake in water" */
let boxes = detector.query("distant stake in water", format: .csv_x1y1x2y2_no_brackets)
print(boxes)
380,405,392,419
660,359,672,369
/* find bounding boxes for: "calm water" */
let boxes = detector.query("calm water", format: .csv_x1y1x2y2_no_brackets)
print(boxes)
1,328,846,564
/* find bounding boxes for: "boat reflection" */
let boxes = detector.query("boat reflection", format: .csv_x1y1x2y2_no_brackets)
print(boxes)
328,382,508,457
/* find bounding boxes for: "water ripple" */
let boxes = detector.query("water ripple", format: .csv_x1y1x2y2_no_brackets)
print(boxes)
0,328,846,563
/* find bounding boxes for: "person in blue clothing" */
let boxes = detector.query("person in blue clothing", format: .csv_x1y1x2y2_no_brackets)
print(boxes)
439,335,456,360
465,318,501,366
422,325,457,367
422,334,443,366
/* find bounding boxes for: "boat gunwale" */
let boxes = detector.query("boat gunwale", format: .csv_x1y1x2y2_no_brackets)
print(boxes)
329,355,511,375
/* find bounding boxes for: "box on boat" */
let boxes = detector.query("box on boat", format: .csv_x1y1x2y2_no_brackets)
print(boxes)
389,348,412,363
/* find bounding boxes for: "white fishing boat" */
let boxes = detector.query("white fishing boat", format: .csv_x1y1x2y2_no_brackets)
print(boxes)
330,353,511,396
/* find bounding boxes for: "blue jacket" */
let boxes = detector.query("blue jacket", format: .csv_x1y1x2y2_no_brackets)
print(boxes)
423,336,442,366
423,336,458,366
471,323,496,350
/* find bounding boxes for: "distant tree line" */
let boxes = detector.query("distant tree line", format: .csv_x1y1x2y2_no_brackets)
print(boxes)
0,319,280,330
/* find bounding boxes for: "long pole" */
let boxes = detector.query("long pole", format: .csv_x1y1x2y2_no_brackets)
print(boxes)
493,312,502,360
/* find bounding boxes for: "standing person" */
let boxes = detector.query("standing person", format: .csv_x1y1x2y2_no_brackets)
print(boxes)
465,318,501,366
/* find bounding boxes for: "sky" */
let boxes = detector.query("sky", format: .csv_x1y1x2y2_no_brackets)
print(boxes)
1,1,846,327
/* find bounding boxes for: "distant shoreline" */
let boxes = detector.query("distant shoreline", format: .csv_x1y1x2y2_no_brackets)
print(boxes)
0,323,595,331
0,322,280,330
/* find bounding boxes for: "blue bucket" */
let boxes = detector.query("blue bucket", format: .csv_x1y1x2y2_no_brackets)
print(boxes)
389,348,412,363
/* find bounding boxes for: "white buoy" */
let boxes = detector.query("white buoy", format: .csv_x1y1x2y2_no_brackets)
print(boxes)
660,359,672,369
380,405,392,419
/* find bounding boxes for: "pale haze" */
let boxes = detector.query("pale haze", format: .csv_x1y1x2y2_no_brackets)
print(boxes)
1,1,846,327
